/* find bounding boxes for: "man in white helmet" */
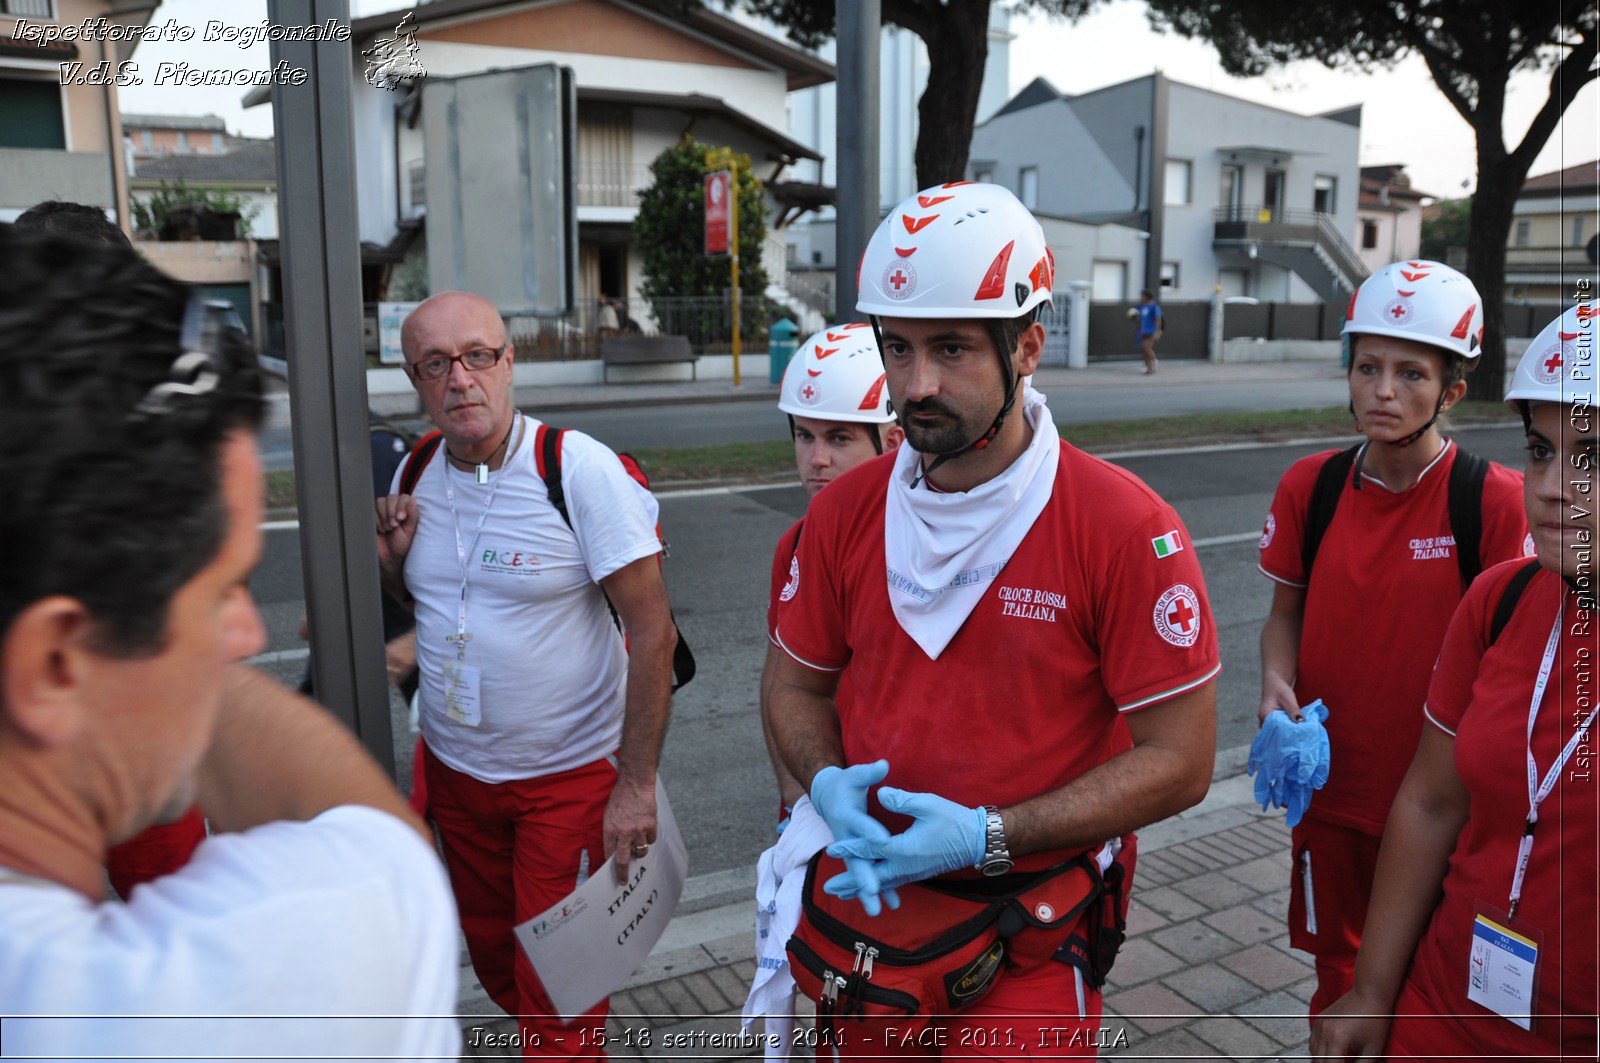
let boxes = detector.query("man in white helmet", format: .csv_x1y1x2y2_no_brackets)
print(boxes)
1256,260,1529,1020
761,323,904,824
769,183,1220,1056
1314,304,1597,1059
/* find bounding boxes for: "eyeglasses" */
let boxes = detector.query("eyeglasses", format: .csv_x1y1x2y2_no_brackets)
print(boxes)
133,294,231,419
405,344,508,382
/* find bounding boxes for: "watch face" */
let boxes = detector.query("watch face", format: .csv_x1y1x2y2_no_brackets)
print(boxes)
980,858,1014,877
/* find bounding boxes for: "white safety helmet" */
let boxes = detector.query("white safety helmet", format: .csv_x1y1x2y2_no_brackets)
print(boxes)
777,322,894,424
1505,305,1599,413
856,182,1055,319
1343,260,1484,362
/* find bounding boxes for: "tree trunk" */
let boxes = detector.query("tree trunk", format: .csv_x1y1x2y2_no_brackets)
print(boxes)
1464,153,1518,402
912,1,991,188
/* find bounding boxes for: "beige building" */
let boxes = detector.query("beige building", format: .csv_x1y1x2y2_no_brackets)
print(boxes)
122,111,229,161
1356,164,1431,273
1507,159,1599,302
0,0,159,227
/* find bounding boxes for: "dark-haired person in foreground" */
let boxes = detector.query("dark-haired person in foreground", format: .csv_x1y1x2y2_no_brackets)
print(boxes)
13,198,210,899
0,226,461,1057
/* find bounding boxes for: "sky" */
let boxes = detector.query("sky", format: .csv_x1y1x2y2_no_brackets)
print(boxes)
114,0,1598,199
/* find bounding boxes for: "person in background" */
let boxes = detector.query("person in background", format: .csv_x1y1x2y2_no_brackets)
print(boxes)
1134,288,1164,374
760,322,903,825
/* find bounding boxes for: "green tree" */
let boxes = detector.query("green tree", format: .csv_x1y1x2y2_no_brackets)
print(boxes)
132,180,260,239
1143,0,1597,399
635,137,770,314
1420,197,1473,262
723,1,1099,188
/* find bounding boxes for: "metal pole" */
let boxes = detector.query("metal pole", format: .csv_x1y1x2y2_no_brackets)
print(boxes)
268,0,396,773
730,159,741,386
835,0,880,323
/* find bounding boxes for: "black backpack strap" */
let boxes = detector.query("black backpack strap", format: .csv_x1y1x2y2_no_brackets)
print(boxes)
537,423,697,692
1447,446,1490,587
1489,559,1543,646
398,432,443,497
1301,445,1361,579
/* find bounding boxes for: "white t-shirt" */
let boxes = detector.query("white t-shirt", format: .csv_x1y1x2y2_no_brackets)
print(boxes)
399,419,662,783
0,805,460,1060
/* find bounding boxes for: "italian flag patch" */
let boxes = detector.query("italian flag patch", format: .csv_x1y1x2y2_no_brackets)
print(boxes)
1152,530,1183,558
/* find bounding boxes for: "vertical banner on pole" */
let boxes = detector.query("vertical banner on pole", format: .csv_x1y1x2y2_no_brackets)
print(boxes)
704,170,731,255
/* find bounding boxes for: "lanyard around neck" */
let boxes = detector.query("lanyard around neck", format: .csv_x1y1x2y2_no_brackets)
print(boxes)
1508,597,1600,917
441,413,523,655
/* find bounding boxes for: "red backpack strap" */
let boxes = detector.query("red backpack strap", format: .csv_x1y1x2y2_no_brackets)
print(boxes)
398,431,443,496
535,424,572,529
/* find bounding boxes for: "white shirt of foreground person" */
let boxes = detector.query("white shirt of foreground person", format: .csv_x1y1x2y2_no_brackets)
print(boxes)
0,805,461,1059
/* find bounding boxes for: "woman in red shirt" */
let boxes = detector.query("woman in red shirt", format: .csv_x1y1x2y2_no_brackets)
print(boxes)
1313,305,1598,1059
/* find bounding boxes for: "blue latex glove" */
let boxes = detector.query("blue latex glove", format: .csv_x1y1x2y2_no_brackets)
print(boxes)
824,787,988,900
810,761,898,916
1248,700,1331,828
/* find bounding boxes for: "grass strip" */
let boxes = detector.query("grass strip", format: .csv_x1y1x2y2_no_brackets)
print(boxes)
263,401,1517,508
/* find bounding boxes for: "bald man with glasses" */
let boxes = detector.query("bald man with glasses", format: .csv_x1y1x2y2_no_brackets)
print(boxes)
376,291,677,1058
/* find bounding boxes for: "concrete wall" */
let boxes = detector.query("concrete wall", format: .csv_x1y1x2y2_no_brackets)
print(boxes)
968,98,1135,219
137,240,254,283
0,146,112,216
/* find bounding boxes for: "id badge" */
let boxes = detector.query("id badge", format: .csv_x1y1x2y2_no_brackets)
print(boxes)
1466,901,1542,1031
442,661,483,727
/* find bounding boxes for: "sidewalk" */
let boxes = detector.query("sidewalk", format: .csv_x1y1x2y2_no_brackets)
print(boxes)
456,762,1318,1061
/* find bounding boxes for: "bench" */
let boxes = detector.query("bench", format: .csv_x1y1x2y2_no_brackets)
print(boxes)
600,335,700,382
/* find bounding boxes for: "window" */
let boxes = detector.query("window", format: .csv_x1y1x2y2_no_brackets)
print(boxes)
0,1,57,17
1091,260,1127,302
1313,175,1337,214
408,160,426,211
1263,169,1285,216
0,78,65,149
176,130,189,152
1573,215,1586,247
1515,220,1531,247
212,133,223,153
1164,159,1192,205
1160,261,1180,289
973,166,993,184
1019,166,1039,209
1362,219,1378,249
139,129,153,151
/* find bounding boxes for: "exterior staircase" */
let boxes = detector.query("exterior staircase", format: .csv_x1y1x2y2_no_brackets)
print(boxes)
1213,206,1368,304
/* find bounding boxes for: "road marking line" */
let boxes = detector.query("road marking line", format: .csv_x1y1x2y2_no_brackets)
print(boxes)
1191,531,1264,549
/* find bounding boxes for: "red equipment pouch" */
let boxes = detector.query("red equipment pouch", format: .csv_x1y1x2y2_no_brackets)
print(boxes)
786,851,1108,1045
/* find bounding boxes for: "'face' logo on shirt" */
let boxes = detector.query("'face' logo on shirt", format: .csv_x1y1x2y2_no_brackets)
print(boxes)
1408,535,1455,561
997,584,1065,623
480,547,542,575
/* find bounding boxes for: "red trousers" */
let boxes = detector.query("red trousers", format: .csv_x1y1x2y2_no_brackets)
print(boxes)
1287,815,1382,1020
104,805,206,899
424,745,614,1059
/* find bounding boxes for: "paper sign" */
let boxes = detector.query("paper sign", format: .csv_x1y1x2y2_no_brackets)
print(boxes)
378,301,421,364
515,779,688,1020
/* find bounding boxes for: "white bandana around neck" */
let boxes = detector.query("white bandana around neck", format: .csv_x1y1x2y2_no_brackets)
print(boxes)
884,385,1060,659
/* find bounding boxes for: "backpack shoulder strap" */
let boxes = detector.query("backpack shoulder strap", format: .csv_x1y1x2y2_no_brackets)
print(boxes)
398,431,443,497
1489,559,1543,646
535,424,573,530
1447,445,1490,587
1301,444,1361,579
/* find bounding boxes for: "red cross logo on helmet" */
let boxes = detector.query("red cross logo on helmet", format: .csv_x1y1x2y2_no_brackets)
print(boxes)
881,259,917,300
798,382,820,404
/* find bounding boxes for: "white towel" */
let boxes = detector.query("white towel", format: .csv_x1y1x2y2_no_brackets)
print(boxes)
883,386,1060,660
741,797,833,1059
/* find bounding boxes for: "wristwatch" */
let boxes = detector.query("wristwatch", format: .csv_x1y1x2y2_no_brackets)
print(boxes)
976,805,1013,877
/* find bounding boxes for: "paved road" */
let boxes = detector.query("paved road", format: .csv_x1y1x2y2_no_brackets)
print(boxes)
248,424,1529,880
257,372,1349,472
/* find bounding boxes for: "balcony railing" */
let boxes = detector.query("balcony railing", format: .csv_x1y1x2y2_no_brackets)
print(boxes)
1214,204,1367,289
575,162,652,208
1505,245,1595,271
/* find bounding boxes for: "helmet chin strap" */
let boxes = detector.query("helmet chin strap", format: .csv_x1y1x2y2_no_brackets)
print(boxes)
872,316,1021,490
1349,381,1448,491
